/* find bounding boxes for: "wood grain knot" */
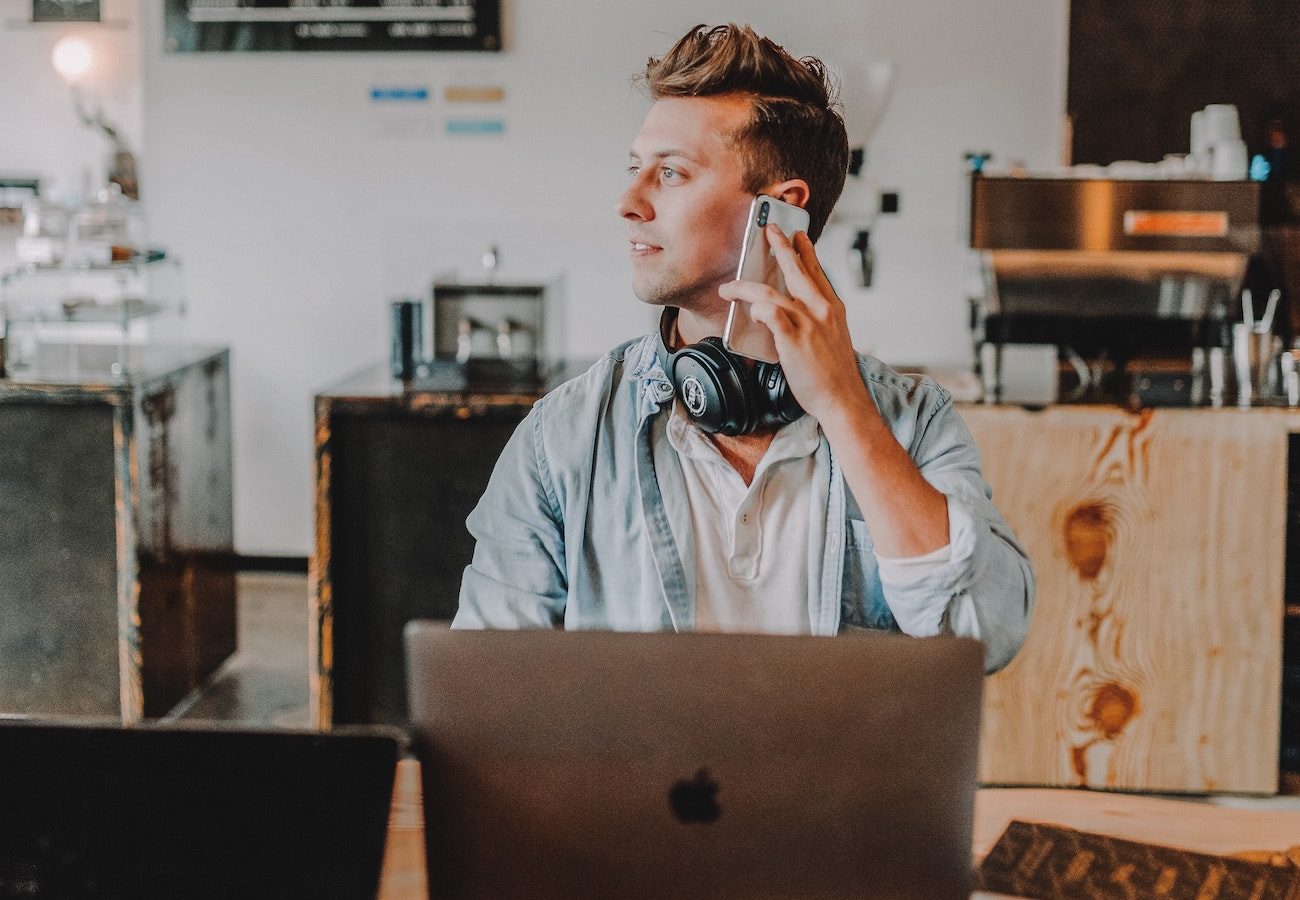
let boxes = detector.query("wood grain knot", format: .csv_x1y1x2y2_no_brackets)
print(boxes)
1087,682,1139,739
1063,502,1113,581
1069,744,1089,782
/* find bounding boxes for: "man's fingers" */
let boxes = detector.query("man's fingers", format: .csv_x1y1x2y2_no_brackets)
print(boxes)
745,299,796,338
766,225,833,318
719,278,800,314
765,226,828,308
794,232,839,301
763,224,810,279
719,282,801,345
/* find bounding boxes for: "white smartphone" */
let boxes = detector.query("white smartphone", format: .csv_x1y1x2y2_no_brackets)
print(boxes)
723,194,811,364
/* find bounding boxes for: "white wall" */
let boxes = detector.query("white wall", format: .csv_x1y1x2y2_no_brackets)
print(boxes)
137,0,1068,555
0,0,142,209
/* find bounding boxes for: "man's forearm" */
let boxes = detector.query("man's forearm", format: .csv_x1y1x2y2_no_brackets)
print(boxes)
718,225,949,558
818,387,950,558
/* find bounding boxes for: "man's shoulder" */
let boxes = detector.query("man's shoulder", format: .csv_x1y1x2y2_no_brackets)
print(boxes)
855,353,952,419
534,333,654,418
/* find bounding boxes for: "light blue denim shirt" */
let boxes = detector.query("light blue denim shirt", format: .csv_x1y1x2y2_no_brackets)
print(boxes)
454,325,1034,672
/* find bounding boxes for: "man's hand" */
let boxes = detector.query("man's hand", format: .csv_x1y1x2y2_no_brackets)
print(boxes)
716,224,869,424
719,223,951,558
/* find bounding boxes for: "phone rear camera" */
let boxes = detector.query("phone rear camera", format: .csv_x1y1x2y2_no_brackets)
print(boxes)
758,201,770,226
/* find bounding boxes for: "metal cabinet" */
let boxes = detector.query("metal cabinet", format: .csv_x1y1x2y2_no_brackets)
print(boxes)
0,345,236,721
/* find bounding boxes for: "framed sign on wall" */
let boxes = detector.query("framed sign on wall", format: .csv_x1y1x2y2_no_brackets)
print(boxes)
32,0,100,23
164,0,501,53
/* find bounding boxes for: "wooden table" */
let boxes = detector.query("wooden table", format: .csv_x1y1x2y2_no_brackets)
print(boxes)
376,759,1300,898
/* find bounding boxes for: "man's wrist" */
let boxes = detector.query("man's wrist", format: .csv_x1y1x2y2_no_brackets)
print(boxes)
812,382,884,441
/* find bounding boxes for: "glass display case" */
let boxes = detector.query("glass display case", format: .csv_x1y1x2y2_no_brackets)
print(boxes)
0,253,187,380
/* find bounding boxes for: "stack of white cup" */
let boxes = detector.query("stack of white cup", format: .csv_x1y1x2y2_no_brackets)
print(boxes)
1190,104,1248,179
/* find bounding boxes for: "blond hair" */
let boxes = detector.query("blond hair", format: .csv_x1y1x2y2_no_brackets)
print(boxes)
643,24,850,242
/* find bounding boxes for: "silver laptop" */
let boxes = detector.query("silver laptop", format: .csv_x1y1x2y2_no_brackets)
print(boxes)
405,624,984,900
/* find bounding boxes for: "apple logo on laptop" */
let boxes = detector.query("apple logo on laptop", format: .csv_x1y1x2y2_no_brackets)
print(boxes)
669,768,720,824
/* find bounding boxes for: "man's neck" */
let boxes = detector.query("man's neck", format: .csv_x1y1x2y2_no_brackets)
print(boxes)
674,306,725,347
707,430,774,487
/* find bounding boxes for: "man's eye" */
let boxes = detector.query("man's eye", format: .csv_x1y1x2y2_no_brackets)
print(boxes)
661,167,678,180
627,165,640,177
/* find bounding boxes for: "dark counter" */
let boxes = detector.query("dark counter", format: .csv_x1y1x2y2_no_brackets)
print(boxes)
312,361,581,727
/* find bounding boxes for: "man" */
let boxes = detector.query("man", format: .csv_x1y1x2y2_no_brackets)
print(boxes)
454,23,1033,672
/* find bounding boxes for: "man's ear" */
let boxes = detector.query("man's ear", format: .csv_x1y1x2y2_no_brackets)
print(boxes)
768,179,811,209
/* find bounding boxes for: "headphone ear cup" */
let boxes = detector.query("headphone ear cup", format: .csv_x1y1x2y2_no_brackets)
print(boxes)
670,338,758,435
755,362,805,426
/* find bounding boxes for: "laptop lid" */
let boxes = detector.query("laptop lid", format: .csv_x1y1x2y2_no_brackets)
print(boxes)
0,721,401,900
405,625,984,900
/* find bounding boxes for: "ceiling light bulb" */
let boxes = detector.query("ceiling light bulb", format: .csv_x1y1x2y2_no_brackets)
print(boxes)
52,36,94,83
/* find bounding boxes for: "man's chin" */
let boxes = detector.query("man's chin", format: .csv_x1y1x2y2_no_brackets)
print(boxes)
633,274,722,312
631,276,677,308
634,292,672,308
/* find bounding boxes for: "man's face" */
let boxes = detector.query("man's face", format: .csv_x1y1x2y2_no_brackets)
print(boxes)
619,95,755,317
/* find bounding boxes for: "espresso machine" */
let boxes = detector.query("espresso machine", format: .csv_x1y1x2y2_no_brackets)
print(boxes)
969,174,1262,406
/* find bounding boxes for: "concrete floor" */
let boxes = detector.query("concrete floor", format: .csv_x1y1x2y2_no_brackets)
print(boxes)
169,572,311,728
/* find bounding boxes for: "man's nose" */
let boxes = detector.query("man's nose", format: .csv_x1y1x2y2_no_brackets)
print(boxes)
618,179,653,222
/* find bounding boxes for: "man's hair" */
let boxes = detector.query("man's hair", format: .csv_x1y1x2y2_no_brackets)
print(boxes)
642,24,850,243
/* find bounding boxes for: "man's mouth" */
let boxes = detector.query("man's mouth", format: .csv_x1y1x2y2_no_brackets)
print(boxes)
629,240,663,257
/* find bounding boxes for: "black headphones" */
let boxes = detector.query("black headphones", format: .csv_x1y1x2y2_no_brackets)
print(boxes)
656,313,803,436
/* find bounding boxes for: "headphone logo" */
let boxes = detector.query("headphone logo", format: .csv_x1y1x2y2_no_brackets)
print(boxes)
681,376,707,417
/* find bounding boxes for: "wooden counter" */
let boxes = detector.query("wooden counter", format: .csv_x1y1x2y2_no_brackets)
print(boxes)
376,759,1300,899
961,405,1300,793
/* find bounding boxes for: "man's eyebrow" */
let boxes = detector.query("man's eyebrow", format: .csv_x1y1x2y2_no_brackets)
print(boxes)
628,149,698,163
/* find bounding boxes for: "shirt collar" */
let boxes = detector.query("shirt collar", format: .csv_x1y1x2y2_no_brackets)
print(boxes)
667,398,820,470
627,308,680,423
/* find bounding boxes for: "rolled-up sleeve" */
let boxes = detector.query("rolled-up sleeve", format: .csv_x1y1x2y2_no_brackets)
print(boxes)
453,400,567,629
876,398,1034,672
